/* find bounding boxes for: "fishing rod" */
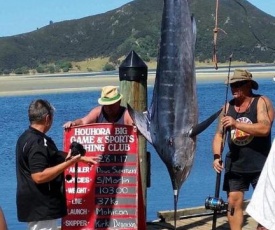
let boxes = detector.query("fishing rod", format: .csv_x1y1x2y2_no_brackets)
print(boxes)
212,54,231,230
215,53,235,229
205,54,233,230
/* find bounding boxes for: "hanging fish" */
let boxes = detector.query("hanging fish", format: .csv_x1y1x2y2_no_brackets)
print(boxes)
128,0,221,228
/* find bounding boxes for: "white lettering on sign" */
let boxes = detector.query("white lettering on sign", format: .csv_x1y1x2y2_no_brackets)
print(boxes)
108,143,130,151
96,197,118,205
98,187,129,195
68,209,88,215
69,167,90,173
65,220,88,227
67,187,88,194
113,219,137,228
111,166,137,174
115,127,128,135
95,219,110,228
66,177,91,184
96,167,110,173
71,198,83,204
96,208,128,215
83,144,105,151
70,136,95,144
104,135,134,143
63,124,139,230
98,154,128,163
96,176,130,184
74,128,111,136
96,166,137,174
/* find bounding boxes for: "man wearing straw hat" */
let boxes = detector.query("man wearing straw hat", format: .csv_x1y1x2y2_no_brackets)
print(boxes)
63,86,133,128
212,69,274,230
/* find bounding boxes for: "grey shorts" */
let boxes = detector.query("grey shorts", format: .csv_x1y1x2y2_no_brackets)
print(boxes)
223,171,261,192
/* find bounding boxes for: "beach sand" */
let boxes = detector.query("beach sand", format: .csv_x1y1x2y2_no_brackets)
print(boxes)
1,69,274,97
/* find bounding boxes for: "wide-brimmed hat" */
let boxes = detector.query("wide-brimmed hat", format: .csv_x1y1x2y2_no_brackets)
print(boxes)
226,69,258,90
98,86,123,105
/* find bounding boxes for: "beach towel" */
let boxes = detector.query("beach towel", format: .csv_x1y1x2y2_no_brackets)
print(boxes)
246,138,275,230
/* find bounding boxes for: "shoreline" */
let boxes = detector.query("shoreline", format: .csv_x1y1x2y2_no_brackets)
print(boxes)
1,70,274,97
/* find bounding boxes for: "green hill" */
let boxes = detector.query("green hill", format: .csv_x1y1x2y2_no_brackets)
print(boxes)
0,0,274,73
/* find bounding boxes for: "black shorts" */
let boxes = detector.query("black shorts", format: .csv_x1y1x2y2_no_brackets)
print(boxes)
223,171,261,192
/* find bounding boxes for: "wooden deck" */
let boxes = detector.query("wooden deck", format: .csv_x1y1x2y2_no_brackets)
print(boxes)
146,212,257,229
146,202,257,229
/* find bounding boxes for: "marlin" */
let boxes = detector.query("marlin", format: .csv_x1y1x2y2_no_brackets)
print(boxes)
127,0,221,228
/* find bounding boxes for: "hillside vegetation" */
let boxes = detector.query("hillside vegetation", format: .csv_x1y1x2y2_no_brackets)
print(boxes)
0,0,275,74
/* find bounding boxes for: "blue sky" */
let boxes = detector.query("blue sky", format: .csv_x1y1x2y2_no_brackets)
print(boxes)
0,0,274,37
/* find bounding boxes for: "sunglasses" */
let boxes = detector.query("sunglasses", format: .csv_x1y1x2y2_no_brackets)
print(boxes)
230,81,248,88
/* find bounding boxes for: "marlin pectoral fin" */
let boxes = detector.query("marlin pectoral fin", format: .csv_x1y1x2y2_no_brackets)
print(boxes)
127,104,152,144
189,108,222,137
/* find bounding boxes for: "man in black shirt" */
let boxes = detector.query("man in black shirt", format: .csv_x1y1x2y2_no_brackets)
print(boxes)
16,99,98,230
212,69,274,230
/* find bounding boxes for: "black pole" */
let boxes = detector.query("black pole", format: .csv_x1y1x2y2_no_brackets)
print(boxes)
119,50,148,229
212,172,221,230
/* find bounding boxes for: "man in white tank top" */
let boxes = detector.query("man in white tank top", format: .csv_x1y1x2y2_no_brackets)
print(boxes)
63,86,133,128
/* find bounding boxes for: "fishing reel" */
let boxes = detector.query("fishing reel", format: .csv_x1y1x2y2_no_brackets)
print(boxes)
205,196,234,216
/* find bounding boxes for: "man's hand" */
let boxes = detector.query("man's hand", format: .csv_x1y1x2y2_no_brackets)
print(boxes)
63,121,75,129
221,116,236,128
213,158,224,173
80,156,99,165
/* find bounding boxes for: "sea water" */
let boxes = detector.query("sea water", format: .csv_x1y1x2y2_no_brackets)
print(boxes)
0,78,274,229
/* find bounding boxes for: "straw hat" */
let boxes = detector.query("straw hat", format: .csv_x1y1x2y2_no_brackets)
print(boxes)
98,86,123,105
226,69,258,90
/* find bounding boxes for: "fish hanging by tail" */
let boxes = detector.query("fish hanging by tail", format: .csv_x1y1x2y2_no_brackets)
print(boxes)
128,0,221,228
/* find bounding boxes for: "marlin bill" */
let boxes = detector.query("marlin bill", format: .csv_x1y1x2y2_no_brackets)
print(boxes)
128,0,221,204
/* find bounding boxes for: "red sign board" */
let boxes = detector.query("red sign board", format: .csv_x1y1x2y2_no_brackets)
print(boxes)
61,124,140,230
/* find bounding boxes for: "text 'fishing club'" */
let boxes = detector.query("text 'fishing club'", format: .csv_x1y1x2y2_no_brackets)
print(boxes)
69,127,135,152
